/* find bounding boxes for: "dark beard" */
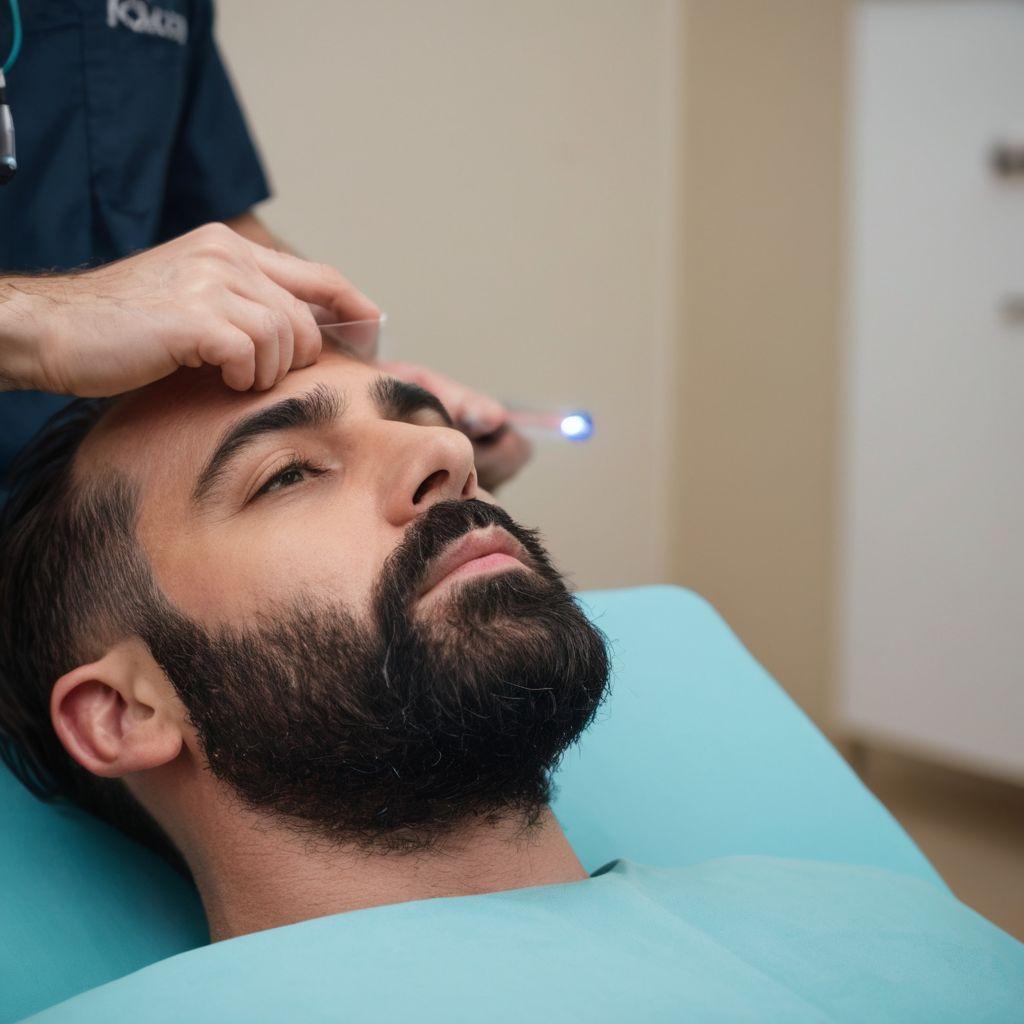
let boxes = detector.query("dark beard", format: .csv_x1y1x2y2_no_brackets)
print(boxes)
140,500,610,852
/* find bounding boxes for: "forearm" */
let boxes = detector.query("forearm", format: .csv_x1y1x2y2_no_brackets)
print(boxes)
0,276,54,392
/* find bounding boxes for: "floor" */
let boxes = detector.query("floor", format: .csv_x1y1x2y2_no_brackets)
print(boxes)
846,745,1024,942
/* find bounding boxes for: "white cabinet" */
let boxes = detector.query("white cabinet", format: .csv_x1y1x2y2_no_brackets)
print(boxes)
839,1,1024,781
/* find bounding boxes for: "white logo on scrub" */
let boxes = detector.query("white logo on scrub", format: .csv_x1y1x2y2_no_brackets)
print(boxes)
107,0,189,46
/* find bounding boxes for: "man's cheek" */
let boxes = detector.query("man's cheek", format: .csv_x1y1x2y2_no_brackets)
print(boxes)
293,549,381,624
145,533,309,627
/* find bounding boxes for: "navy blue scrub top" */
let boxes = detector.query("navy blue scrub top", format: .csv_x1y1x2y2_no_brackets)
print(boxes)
0,0,270,485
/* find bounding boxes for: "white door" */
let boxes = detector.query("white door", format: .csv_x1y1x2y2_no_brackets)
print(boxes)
839,0,1024,781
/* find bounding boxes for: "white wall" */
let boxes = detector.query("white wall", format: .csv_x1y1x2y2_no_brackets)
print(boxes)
216,0,680,589
838,0,1024,780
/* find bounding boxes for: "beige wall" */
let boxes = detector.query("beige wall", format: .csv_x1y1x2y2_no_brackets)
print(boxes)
216,0,681,592
675,1,847,725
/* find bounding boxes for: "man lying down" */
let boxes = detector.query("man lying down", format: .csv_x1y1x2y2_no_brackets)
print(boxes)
0,351,1021,1021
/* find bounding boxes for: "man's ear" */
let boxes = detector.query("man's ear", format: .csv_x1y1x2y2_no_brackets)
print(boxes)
51,640,183,779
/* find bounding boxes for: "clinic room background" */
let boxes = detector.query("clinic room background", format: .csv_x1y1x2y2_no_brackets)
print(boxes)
217,0,1024,939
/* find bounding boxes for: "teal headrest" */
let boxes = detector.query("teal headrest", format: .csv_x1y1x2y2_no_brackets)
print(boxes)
1,587,939,1021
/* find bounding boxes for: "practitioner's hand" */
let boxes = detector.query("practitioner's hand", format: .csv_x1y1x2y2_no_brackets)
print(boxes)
0,222,379,397
378,360,533,492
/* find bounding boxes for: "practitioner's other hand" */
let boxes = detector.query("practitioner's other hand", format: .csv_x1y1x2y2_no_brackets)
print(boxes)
377,360,532,492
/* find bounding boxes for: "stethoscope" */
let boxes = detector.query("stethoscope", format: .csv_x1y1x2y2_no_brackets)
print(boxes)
1,0,21,184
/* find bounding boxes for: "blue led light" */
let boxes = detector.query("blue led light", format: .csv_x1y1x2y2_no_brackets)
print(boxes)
559,411,594,441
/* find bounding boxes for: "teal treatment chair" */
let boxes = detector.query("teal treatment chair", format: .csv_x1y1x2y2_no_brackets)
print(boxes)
2,587,973,1022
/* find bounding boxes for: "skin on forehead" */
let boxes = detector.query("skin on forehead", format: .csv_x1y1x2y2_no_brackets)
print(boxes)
76,350,372,496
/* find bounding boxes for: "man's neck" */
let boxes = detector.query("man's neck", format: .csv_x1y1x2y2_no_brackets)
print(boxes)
182,803,588,942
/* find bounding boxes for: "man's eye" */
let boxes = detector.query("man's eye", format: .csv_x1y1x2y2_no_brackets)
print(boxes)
254,460,323,499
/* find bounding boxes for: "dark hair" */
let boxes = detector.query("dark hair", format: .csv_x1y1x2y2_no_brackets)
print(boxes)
0,400,184,868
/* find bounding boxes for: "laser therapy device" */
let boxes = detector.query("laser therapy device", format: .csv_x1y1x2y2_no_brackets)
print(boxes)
318,318,595,445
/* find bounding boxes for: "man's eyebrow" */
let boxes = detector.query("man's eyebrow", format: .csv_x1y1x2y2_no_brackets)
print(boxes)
370,375,454,427
191,383,344,504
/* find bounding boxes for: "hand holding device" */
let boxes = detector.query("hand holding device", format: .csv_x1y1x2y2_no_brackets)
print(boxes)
377,359,534,492
0,222,379,396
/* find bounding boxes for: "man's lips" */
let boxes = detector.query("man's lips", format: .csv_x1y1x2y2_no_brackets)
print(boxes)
417,526,531,599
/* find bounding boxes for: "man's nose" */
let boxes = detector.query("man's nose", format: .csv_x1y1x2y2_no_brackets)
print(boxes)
382,424,479,526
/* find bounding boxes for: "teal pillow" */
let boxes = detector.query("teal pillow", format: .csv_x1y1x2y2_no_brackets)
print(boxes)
0,587,940,1021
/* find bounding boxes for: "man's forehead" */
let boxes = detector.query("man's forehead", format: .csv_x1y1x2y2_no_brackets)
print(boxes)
75,351,372,484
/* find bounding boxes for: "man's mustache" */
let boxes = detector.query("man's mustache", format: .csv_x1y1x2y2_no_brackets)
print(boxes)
376,500,550,608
